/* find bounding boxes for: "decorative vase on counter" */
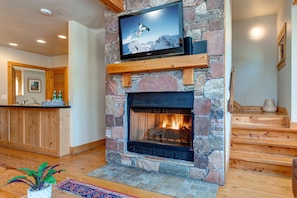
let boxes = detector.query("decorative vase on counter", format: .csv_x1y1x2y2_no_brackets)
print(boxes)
262,99,277,112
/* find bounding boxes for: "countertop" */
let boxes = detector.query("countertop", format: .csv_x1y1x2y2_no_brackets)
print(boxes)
0,104,71,108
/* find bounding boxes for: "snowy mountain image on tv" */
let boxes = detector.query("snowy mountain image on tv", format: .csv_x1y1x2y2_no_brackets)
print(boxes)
120,4,182,56
122,35,180,55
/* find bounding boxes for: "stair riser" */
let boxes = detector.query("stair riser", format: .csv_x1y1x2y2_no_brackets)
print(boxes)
231,143,297,157
232,116,289,128
230,159,291,177
232,129,297,141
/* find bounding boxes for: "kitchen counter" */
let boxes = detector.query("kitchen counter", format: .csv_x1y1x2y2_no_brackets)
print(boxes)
0,106,70,156
0,104,71,108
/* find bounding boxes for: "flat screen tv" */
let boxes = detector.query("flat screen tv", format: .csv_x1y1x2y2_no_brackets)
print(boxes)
118,0,184,61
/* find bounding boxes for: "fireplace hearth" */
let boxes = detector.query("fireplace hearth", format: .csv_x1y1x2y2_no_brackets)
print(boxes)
127,91,194,161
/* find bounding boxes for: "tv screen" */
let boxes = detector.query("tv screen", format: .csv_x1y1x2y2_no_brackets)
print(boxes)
118,0,184,60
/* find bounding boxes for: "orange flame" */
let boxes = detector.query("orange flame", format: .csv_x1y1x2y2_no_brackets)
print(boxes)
160,114,189,130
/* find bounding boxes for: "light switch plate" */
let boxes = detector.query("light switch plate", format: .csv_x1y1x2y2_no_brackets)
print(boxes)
1,95,7,99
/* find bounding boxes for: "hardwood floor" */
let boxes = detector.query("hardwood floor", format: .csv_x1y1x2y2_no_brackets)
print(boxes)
0,145,293,198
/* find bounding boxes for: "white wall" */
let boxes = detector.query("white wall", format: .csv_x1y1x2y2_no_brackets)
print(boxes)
277,0,292,118
291,5,297,122
0,46,51,104
233,15,277,106
0,47,68,105
50,55,68,67
68,21,106,147
224,0,232,175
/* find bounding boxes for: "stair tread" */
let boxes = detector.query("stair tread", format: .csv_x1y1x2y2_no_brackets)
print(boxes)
230,151,293,166
231,137,297,148
232,111,288,116
231,109,295,174
232,125,296,131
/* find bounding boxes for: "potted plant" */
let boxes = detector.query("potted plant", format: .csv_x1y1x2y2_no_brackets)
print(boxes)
6,162,64,198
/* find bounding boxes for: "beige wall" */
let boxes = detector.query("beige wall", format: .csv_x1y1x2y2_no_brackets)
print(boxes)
0,46,68,105
68,20,106,147
233,14,277,106
277,0,293,119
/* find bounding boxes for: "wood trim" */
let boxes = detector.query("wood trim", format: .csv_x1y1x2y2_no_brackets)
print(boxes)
277,106,288,114
99,0,124,13
107,54,208,87
8,62,48,104
47,66,69,105
46,70,54,100
294,0,297,5
70,139,106,155
277,23,287,70
106,54,208,74
183,68,194,85
122,73,132,87
7,64,13,104
228,67,235,112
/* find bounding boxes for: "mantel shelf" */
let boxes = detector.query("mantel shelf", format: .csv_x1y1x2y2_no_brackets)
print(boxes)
106,54,208,74
106,54,209,87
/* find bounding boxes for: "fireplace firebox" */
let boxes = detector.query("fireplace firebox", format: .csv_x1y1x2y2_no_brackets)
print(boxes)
127,92,194,161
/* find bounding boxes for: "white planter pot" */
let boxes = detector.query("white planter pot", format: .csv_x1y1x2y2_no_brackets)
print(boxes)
27,184,52,198
262,99,277,112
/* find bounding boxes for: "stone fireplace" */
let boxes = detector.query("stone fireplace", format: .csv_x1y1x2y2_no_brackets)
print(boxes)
104,0,225,185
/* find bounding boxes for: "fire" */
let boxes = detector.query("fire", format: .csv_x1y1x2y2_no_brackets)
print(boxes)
162,120,167,128
160,114,185,130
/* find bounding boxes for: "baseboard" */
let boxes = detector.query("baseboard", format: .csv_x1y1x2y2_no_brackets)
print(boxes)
70,139,105,155
290,122,297,129
277,106,288,114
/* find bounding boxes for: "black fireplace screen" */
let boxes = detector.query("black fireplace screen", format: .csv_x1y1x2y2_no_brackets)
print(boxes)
127,92,194,161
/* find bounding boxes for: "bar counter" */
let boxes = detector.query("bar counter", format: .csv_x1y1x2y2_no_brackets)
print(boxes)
0,105,70,157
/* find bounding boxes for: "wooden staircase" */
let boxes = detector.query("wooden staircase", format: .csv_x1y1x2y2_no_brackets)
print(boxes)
230,108,297,176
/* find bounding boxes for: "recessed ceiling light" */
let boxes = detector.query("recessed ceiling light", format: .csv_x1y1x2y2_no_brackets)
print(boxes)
40,8,52,16
37,39,46,44
58,35,67,39
9,43,18,46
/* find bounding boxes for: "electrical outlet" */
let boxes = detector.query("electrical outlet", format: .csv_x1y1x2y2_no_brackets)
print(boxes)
1,95,7,99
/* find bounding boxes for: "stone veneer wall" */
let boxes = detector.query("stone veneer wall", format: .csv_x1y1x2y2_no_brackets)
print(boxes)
104,0,225,185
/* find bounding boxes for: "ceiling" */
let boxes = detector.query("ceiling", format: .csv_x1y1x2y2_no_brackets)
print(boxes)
0,0,284,56
0,0,106,56
232,0,283,21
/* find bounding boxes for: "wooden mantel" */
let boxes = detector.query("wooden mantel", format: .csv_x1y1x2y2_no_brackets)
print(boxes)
106,54,209,87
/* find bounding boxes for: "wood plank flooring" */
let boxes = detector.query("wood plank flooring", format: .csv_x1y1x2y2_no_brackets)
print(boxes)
0,145,293,198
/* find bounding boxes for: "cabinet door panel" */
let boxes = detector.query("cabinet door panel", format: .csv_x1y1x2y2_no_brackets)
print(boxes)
40,110,58,150
10,110,23,144
0,109,8,141
24,110,40,146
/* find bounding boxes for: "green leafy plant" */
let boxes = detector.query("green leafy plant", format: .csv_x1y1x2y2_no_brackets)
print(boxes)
6,162,65,191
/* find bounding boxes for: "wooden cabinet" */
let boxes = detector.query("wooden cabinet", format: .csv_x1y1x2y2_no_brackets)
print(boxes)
0,108,9,141
0,107,70,157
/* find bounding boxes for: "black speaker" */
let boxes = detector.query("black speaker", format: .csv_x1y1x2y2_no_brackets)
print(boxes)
193,40,207,54
183,37,193,55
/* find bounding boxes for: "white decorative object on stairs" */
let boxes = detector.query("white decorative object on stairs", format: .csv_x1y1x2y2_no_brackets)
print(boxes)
263,99,277,112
